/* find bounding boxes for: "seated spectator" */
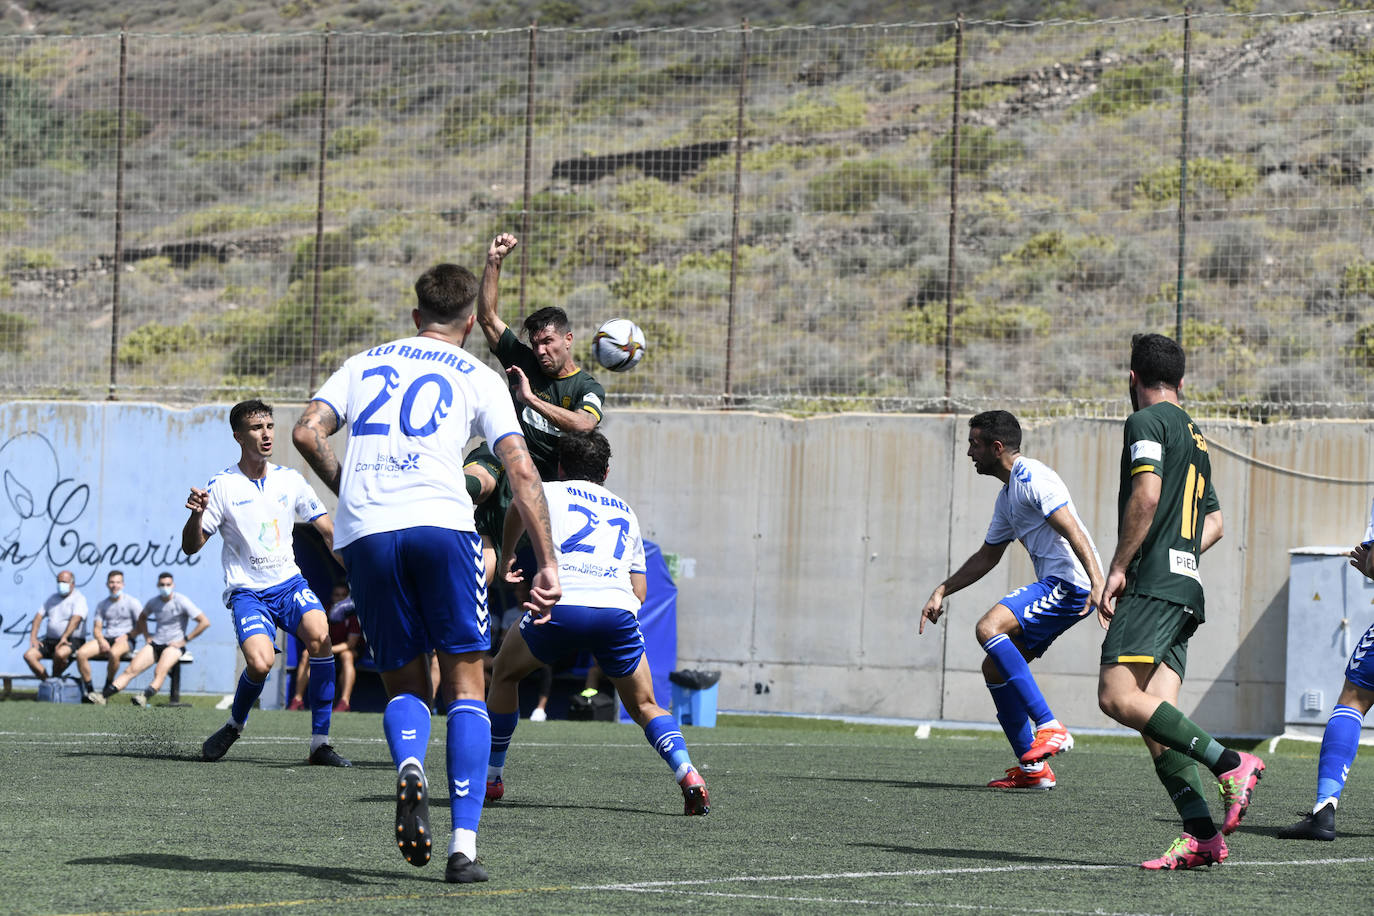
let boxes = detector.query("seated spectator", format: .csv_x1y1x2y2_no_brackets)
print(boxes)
102,572,209,707
23,569,87,680
79,570,143,704
288,583,363,713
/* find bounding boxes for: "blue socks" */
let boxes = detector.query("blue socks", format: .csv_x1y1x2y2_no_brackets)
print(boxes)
446,700,491,832
1317,704,1365,807
488,710,520,775
982,633,1053,727
644,714,694,779
307,655,335,737
229,670,266,729
384,692,432,770
987,680,1035,760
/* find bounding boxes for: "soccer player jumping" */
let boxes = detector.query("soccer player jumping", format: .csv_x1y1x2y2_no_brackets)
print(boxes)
920,410,1104,791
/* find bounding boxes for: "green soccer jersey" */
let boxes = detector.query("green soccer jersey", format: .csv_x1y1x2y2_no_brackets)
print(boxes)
494,327,605,480
1117,400,1219,619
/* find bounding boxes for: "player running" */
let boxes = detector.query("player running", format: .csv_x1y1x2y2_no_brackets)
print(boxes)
485,430,709,816
188,399,350,768
919,410,1104,790
1097,333,1264,870
293,255,560,884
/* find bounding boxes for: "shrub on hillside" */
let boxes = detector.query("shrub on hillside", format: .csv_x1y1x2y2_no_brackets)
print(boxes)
806,160,930,212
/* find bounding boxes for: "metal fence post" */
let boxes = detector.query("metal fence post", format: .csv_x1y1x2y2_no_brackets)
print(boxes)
309,27,332,395
107,30,128,401
1175,8,1192,343
521,21,536,312
944,15,964,409
724,19,749,405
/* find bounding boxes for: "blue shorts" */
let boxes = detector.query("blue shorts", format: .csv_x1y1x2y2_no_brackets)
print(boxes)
519,604,645,679
1346,621,1374,690
341,526,490,672
998,576,1091,658
229,575,323,645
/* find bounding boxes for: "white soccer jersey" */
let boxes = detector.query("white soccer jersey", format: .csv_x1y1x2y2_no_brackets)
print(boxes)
93,594,142,640
200,463,326,604
984,456,1100,590
312,335,523,549
546,480,646,614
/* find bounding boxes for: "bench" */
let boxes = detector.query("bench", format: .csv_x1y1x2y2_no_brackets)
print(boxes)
0,650,193,703
0,672,42,700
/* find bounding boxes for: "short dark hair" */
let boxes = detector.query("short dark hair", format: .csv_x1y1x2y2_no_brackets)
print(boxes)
558,430,611,484
1130,333,1185,389
969,410,1022,452
157,572,174,583
414,263,479,323
108,570,124,579
229,399,272,433
523,306,570,339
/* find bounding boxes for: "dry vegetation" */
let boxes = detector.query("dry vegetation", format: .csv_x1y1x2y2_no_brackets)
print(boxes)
2,4,1374,416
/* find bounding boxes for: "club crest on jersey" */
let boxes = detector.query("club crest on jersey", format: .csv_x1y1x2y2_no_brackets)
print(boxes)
257,519,281,551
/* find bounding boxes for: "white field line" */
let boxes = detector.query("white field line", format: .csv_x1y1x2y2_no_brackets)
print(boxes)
0,730,916,751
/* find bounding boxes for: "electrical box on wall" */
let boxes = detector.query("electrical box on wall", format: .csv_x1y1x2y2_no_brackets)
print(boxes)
1285,548,1374,734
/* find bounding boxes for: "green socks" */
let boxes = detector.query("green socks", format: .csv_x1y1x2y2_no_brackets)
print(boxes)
1144,702,1227,769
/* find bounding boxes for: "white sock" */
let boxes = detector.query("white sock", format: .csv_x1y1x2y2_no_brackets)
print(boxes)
1036,718,1062,731
1021,761,1044,774
1315,798,1338,814
487,765,504,782
310,733,329,753
398,755,424,775
449,828,477,860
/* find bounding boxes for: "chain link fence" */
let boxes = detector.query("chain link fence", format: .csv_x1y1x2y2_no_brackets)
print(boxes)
2,11,1373,417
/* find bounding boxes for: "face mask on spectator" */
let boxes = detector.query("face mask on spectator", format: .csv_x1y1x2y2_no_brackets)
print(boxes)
158,585,173,598
58,581,72,596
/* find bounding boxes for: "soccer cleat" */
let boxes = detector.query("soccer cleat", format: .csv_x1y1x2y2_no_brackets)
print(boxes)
680,768,710,815
332,699,350,713
1140,832,1228,870
987,763,1056,790
201,724,240,762
1019,724,1074,764
308,743,352,767
1278,803,1336,841
131,693,148,707
529,707,548,722
444,852,489,884
286,697,305,711
1217,751,1265,835
485,777,505,803
395,763,432,867
87,691,107,706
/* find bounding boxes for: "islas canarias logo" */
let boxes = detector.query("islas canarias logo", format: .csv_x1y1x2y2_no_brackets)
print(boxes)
257,519,282,552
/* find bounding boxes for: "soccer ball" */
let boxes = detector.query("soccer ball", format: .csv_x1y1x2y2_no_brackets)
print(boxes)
592,318,646,372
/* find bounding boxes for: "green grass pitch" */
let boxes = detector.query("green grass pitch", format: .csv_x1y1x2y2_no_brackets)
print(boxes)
3,700,1372,915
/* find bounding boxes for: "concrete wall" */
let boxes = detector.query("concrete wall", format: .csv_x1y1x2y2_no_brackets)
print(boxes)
603,410,1374,738
2,401,1371,735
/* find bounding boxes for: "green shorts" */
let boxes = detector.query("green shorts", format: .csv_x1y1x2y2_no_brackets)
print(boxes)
1099,593,1198,678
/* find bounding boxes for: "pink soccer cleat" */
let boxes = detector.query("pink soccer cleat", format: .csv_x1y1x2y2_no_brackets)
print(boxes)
1140,832,1228,870
1217,751,1265,835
